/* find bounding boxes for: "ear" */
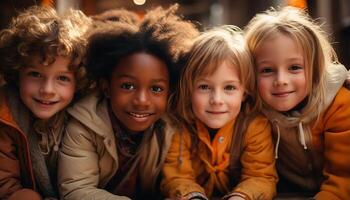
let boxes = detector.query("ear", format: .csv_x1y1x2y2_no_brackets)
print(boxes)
100,79,111,98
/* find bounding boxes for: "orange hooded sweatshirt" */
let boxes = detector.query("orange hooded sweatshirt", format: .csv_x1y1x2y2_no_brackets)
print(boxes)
161,114,277,200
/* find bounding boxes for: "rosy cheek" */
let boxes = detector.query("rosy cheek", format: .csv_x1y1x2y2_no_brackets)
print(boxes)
257,83,265,95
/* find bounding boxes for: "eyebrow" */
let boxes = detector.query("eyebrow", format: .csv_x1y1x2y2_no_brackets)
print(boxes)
196,78,241,84
286,57,303,62
116,74,168,83
257,56,303,64
25,67,73,73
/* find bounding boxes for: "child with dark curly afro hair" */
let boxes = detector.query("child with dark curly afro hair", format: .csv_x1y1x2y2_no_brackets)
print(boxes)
0,6,91,200
58,5,198,200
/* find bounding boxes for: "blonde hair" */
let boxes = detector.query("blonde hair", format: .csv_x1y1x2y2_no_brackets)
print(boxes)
245,6,337,119
0,6,92,93
177,25,255,126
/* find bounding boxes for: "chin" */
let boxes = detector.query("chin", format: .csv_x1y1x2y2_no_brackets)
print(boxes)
273,106,292,112
207,124,224,129
35,114,54,120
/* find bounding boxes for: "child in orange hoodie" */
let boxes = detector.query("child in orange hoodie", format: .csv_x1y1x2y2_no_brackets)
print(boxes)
245,7,350,199
161,26,278,200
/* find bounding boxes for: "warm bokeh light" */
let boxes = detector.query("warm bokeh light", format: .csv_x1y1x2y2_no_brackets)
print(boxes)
133,0,146,6
288,0,307,9
41,0,54,7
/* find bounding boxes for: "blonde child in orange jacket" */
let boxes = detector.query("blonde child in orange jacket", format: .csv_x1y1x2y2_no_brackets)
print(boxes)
161,26,278,200
245,7,350,200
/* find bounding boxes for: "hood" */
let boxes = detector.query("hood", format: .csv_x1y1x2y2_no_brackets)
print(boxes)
67,92,113,138
263,63,348,155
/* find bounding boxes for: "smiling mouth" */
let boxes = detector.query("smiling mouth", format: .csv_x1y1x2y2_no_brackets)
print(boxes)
206,111,227,114
128,112,154,118
272,91,293,97
34,99,58,105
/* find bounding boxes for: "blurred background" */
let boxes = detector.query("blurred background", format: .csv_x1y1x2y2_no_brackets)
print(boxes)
0,0,349,69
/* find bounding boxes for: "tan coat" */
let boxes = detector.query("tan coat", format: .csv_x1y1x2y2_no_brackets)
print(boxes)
58,92,175,200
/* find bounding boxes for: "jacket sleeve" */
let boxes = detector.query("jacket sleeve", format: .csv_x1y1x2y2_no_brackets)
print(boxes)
161,131,205,198
0,130,22,199
58,119,130,200
232,116,278,200
315,87,350,200
0,130,25,199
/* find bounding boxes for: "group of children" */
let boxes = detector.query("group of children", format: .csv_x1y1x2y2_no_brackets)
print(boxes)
0,4,349,200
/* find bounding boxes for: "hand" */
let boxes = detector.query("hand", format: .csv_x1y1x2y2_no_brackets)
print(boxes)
227,196,245,200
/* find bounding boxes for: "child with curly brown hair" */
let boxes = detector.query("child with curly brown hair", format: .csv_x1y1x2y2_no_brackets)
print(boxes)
0,6,91,200
57,5,198,200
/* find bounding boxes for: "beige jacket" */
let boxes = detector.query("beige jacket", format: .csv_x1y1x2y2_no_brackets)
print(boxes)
58,92,175,200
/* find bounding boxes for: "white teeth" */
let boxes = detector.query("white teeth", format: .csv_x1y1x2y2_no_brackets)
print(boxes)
129,112,151,118
36,99,56,105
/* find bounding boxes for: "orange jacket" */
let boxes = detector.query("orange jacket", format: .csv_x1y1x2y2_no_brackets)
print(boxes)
0,88,37,199
311,87,350,199
161,115,277,200
264,87,350,200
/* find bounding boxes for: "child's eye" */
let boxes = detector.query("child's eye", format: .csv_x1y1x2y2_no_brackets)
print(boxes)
289,65,303,71
27,71,42,78
151,86,164,93
224,85,236,91
198,84,210,90
121,83,135,90
260,67,273,74
57,75,71,82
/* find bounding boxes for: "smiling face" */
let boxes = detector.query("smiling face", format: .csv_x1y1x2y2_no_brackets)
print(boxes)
255,33,308,112
191,61,245,129
19,56,76,120
105,53,169,133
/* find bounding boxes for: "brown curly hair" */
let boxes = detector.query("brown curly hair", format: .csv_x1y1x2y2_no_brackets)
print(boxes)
0,6,92,95
85,4,199,93
91,8,140,25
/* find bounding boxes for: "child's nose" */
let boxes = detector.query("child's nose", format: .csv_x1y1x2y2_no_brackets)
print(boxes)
39,79,55,95
133,89,151,107
274,71,288,86
209,90,224,105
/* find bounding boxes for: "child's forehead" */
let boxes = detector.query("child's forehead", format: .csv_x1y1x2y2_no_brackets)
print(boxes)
194,61,239,81
112,53,169,78
256,31,302,52
23,55,73,71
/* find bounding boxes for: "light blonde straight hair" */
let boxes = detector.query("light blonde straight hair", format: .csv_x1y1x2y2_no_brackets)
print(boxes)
245,6,338,120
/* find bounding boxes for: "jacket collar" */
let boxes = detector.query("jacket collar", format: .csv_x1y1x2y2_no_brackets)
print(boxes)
68,91,114,139
0,86,20,129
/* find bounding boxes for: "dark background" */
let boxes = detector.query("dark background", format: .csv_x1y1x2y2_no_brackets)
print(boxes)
1,0,349,69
